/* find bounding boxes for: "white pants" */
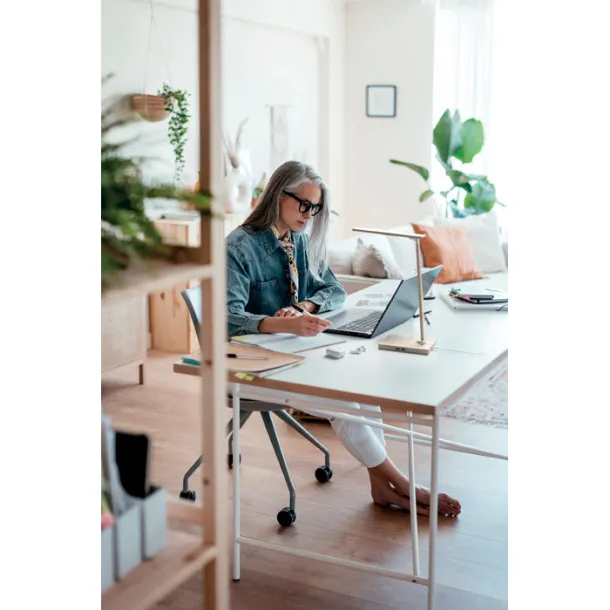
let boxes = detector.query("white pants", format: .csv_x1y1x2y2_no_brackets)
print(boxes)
234,388,388,469
329,403,387,468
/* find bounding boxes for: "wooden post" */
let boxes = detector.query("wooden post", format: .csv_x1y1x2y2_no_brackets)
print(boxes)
198,1,229,609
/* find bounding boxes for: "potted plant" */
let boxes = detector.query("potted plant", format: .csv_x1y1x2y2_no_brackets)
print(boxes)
390,109,504,218
101,100,211,291
157,83,191,185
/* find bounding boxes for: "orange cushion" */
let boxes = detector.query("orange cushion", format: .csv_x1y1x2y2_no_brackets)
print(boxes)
411,223,483,284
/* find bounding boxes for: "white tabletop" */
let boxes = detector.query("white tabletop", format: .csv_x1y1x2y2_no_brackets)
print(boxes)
229,275,508,414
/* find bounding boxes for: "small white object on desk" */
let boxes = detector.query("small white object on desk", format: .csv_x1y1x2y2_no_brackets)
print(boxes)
350,345,366,355
325,346,346,360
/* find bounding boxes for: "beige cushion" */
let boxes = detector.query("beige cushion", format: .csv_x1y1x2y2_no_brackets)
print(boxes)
352,238,402,279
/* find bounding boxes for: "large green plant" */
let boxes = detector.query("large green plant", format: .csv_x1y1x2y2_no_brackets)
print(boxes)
101,101,211,291
390,109,502,218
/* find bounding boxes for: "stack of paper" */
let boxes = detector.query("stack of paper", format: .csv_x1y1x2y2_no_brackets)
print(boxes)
231,333,345,354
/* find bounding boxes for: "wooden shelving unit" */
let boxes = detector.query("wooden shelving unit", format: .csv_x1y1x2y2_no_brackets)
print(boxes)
102,1,229,609
102,528,216,610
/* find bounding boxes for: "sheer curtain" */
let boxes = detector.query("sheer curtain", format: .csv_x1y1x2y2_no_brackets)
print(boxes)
430,0,510,231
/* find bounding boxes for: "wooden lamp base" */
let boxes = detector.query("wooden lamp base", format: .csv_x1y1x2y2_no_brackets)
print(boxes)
378,335,436,355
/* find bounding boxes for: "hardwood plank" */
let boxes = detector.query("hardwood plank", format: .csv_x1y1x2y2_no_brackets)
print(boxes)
102,350,508,609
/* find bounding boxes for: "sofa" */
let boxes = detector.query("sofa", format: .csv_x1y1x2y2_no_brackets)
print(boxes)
328,212,509,295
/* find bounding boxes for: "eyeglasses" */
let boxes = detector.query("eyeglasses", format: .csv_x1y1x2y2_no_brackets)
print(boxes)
282,190,323,216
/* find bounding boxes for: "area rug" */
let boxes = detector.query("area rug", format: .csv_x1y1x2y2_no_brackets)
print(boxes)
439,356,508,429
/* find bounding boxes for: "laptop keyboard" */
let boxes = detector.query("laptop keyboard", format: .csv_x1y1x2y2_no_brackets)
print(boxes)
334,310,383,334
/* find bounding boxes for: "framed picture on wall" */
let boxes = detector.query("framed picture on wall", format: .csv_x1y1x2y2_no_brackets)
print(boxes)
366,85,397,118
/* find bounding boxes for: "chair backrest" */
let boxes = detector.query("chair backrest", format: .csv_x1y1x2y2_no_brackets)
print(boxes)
181,286,202,343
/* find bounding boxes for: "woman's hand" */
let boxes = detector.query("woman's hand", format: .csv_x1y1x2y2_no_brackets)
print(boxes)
259,310,332,336
273,307,299,318
282,313,332,337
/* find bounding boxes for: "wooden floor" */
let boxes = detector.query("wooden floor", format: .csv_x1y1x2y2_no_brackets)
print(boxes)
102,351,508,610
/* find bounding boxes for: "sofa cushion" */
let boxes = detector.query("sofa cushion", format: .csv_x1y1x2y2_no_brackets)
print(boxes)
328,237,357,275
352,238,403,279
432,211,507,273
412,223,484,284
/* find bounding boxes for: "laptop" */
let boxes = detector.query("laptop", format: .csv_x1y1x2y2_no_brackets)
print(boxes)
323,266,442,339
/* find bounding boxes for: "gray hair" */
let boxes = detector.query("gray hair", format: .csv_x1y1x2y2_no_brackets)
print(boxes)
242,160,330,280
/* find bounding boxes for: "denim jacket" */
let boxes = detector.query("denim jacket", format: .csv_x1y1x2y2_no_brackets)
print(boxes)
226,226,347,336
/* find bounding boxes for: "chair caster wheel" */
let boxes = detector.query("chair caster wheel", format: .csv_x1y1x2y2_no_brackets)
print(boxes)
228,453,242,469
277,507,297,527
179,490,196,501
315,466,333,483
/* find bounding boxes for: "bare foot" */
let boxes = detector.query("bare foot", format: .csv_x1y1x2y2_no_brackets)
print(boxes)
394,481,461,517
370,477,430,516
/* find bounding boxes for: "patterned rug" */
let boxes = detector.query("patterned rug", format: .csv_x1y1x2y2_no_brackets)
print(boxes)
439,356,508,429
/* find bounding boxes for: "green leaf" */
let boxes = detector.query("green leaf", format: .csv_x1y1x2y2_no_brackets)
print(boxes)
454,119,484,163
464,181,496,214
389,159,429,181
446,169,470,186
448,200,469,218
433,109,462,164
419,189,434,203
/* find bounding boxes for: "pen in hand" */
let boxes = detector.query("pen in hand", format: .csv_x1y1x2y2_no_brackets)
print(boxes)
292,303,311,316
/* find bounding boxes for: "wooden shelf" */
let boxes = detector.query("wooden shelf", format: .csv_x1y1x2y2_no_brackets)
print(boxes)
102,528,216,610
102,261,215,303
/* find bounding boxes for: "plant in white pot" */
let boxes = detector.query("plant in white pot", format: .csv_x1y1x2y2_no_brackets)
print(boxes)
390,109,504,218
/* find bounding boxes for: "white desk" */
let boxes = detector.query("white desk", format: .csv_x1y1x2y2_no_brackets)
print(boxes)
174,274,508,610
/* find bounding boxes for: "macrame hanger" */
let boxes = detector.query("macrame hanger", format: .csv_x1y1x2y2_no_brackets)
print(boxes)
142,0,173,96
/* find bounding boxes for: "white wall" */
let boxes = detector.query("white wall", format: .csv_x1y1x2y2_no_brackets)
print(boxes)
344,0,437,235
102,0,345,238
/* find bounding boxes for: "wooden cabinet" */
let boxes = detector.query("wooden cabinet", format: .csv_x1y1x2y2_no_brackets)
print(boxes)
149,281,200,354
153,216,201,247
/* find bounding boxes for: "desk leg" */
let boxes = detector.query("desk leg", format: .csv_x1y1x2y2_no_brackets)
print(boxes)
407,414,420,577
427,410,440,610
232,390,241,581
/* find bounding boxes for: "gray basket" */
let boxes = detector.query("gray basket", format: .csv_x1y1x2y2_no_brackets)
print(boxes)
141,486,167,559
114,501,143,579
101,525,115,592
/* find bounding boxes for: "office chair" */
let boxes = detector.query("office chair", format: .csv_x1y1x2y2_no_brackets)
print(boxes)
179,286,333,527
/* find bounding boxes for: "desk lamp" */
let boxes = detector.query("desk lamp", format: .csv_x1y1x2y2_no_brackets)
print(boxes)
352,227,435,355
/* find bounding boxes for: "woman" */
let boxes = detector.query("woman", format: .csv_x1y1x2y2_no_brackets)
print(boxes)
226,160,460,517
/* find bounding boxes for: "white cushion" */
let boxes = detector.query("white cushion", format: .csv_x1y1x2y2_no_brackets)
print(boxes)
383,217,436,279
328,237,357,275
433,211,507,273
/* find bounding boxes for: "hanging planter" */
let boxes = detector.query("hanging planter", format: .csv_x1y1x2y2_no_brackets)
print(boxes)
130,94,170,122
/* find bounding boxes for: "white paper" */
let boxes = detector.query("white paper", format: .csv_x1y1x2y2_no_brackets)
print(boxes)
260,334,346,354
